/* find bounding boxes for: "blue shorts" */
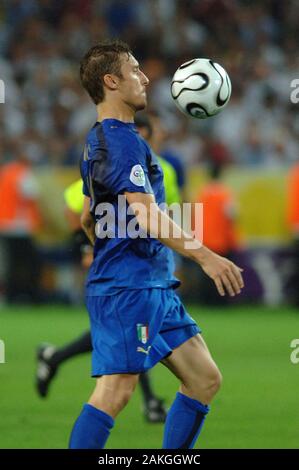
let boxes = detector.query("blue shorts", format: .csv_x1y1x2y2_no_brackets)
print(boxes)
86,288,201,376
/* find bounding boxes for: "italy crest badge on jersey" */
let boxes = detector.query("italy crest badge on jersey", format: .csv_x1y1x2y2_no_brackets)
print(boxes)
137,324,149,344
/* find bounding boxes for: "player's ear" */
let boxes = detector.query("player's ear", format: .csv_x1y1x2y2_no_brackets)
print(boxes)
103,74,119,90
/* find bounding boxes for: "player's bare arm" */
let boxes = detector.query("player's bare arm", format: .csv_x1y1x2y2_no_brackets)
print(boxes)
125,191,244,297
80,196,96,246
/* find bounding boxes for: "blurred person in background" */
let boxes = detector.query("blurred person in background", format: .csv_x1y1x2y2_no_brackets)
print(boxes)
135,112,181,206
0,142,42,303
147,111,186,201
142,111,185,281
194,163,240,305
63,178,94,270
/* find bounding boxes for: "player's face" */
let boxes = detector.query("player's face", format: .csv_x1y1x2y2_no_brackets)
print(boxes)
118,54,149,111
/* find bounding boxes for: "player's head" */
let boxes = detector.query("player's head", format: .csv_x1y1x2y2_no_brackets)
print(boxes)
80,39,149,111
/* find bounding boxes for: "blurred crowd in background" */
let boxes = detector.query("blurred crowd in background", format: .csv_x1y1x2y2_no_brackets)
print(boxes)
1,0,299,306
0,0,299,168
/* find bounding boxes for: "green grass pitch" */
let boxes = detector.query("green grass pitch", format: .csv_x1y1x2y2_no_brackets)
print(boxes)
0,304,298,449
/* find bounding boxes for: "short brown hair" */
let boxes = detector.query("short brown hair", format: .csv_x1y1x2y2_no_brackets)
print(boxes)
80,39,131,105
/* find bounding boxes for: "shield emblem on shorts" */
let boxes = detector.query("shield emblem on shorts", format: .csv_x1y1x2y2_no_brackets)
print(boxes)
137,324,149,344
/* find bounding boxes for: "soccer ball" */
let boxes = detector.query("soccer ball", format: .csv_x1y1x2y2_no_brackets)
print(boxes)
171,58,232,119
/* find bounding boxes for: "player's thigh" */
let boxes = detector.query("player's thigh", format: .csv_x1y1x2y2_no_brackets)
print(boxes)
90,373,140,403
161,334,221,384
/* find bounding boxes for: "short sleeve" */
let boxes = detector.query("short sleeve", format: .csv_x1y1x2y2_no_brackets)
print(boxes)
92,125,153,196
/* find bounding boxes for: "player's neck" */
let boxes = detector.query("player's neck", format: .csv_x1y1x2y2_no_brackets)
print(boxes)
96,101,135,123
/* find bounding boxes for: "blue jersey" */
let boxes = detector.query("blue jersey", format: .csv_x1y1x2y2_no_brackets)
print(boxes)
80,119,179,295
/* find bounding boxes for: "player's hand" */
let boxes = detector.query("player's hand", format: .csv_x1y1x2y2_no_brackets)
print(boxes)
197,248,244,297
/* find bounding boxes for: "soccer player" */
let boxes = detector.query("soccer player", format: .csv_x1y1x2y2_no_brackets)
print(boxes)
69,39,244,449
36,113,177,423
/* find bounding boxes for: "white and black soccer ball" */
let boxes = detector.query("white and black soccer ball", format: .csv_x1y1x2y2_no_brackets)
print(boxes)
171,58,232,119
